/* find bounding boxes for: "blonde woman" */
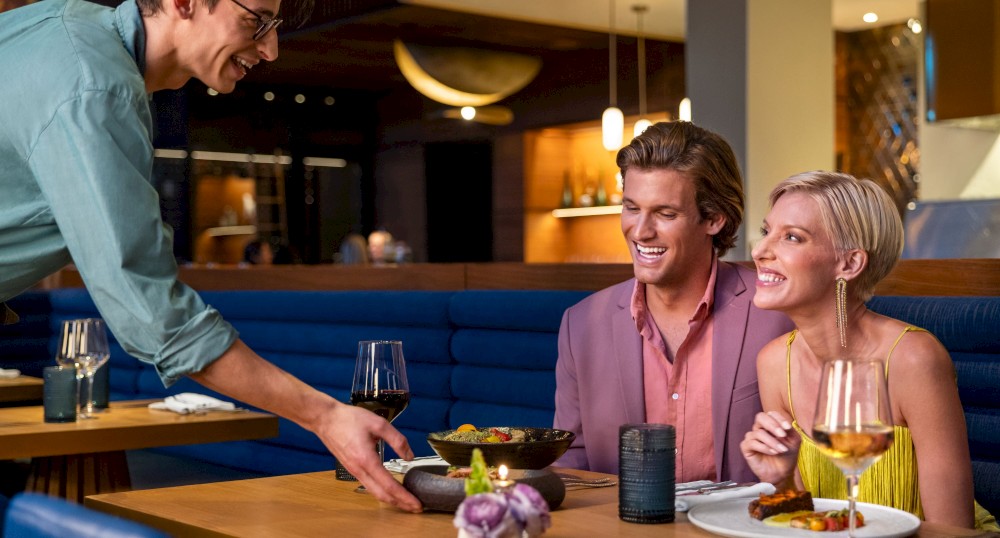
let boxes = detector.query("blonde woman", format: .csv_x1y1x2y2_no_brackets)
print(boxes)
739,171,996,530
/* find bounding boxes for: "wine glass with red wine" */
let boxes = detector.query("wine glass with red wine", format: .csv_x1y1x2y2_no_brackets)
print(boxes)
812,359,894,537
350,340,410,490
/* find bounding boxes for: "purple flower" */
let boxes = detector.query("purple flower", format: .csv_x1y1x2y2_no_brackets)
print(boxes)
453,493,520,538
507,484,551,537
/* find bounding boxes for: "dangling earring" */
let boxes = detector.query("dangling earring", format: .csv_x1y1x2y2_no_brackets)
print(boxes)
835,277,848,348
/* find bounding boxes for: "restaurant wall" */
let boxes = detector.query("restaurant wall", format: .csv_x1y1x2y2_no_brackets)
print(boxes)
688,0,834,260
920,124,1000,200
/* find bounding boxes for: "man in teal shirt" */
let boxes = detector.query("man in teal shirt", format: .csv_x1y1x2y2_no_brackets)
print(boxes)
0,0,421,512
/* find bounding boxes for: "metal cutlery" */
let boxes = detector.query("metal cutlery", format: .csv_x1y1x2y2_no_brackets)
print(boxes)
560,476,617,488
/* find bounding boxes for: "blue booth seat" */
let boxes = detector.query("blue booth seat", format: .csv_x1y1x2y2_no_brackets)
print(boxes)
2,493,168,538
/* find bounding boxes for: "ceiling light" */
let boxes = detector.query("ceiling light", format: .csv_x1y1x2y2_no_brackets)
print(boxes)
294,94,306,104
907,18,922,34
207,88,218,96
439,105,514,126
602,0,623,151
264,91,275,101
393,40,541,108
324,96,335,106
863,12,878,23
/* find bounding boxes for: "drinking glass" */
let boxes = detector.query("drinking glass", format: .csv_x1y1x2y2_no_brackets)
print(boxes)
350,340,410,491
56,319,111,419
812,359,894,537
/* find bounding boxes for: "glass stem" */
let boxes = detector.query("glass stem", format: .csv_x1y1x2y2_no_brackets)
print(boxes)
846,473,860,537
75,367,83,418
85,372,95,416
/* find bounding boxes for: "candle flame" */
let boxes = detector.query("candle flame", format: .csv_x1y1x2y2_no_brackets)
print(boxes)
498,464,508,480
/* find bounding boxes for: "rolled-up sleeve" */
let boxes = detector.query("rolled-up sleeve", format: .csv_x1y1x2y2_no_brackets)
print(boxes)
28,90,238,386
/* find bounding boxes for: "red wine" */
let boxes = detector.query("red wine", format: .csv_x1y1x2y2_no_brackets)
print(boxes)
351,390,410,422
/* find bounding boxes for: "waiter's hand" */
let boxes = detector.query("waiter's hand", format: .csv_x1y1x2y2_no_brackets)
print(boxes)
319,401,423,513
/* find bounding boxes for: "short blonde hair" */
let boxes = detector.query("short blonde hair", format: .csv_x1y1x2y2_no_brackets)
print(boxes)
769,171,903,301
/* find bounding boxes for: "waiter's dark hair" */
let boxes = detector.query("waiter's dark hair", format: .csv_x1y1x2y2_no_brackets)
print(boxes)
616,121,745,257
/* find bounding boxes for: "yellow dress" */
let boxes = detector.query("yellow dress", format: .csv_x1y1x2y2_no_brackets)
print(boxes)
785,328,998,531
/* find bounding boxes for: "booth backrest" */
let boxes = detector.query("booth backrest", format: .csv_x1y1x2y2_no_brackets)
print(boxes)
2,288,998,514
867,296,1000,515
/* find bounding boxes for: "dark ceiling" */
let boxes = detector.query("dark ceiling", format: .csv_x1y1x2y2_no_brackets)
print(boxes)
253,1,629,91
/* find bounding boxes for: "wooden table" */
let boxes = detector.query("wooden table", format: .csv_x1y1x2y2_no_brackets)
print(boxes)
0,399,278,503
0,375,43,404
85,468,994,537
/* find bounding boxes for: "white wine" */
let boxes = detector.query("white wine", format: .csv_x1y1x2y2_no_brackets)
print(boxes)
812,424,894,474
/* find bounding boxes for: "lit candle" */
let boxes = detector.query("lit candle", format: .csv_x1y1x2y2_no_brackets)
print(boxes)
494,464,516,492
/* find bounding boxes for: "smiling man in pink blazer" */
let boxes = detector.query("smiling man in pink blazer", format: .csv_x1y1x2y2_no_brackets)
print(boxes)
554,122,793,483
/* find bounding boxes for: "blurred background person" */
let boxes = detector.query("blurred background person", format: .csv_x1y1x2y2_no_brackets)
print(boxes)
368,229,394,265
338,233,370,265
243,239,274,266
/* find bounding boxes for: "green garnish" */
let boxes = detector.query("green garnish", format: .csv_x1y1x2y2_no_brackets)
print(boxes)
464,448,493,496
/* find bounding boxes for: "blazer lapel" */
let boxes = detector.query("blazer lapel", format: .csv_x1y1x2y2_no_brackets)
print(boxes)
613,280,645,423
711,262,752,479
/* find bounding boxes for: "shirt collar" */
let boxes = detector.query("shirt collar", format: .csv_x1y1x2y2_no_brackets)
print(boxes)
113,0,146,75
630,254,720,330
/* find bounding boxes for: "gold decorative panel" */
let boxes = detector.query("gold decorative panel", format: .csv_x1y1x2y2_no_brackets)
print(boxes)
837,24,921,215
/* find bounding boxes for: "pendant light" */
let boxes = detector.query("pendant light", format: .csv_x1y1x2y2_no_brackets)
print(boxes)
679,97,692,122
602,0,623,151
632,4,652,137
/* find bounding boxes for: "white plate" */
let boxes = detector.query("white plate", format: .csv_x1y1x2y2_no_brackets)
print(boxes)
687,498,921,538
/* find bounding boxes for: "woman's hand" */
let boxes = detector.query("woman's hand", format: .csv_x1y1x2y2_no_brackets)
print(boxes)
740,411,801,487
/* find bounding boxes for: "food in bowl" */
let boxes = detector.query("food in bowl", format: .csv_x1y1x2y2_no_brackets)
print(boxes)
427,426,575,469
441,425,527,443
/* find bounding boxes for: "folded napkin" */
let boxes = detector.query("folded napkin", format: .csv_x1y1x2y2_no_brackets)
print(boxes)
0,368,20,379
384,456,446,473
148,393,237,414
675,482,776,512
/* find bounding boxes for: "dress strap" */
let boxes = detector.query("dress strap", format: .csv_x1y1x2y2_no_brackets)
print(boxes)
885,326,927,379
785,330,799,425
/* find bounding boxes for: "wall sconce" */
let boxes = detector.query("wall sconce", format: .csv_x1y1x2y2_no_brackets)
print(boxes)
393,40,541,108
602,0,624,151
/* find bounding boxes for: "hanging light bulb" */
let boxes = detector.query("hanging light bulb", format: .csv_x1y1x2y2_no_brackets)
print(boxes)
679,97,692,122
602,0,623,151
632,4,651,138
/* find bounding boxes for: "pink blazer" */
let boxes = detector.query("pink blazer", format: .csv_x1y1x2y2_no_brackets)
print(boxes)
553,261,794,482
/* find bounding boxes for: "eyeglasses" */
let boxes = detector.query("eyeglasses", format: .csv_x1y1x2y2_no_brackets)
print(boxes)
229,0,282,41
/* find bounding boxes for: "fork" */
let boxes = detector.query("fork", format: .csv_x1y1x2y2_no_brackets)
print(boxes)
560,476,617,487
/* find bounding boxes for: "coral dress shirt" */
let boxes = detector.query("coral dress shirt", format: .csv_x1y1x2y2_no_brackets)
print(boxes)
631,263,717,482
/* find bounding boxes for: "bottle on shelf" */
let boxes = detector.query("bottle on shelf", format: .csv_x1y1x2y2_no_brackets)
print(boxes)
610,170,624,205
595,171,609,206
560,170,574,208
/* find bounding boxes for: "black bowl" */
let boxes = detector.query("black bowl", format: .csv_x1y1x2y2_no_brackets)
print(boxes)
402,465,566,512
426,427,575,470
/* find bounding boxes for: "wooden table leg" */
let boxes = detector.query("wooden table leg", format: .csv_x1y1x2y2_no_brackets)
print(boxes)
26,451,132,503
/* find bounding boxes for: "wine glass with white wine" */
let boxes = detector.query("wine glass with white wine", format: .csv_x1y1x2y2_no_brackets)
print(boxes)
812,359,894,537
56,318,111,419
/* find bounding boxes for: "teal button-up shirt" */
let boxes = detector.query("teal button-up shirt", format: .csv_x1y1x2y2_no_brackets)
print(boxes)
0,0,238,386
